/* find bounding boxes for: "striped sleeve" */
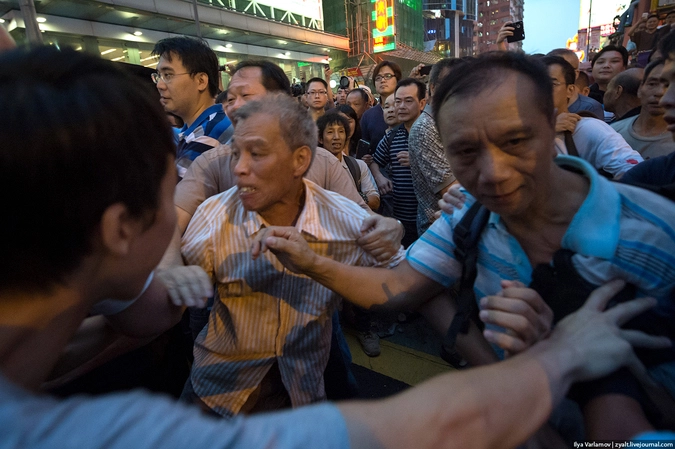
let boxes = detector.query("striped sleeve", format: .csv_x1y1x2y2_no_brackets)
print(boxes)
181,200,217,282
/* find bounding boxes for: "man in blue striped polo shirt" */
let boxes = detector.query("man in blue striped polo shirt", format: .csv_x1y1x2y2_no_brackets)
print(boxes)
257,51,675,441
152,37,232,179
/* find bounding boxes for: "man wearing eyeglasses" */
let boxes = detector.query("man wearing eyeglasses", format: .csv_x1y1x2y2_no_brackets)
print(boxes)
305,77,330,122
151,37,232,179
361,61,402,151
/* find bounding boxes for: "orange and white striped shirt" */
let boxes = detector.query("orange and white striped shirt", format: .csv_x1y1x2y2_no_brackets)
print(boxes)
182,179,404,416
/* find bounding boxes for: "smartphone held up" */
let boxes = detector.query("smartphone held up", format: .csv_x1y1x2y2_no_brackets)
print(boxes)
506,21,525,43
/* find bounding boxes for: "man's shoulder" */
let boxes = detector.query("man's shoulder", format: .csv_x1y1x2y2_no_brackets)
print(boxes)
410,111,434,132
306,180,368,219
195,185,240,218
361,105,382,120
609,115,636,133
313,146,341,168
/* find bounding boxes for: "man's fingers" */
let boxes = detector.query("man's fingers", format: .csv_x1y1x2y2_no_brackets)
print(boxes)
483,329,527,354
360,214,378,233
605,296,658,325
582,279,627,311
619,328,672,349
479,310,538,343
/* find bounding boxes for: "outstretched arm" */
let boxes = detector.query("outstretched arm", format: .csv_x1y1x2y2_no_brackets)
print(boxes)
340,280,670,449
251,226,444,310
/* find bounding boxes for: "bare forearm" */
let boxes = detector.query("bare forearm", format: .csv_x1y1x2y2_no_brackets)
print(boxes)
303,257,439,311
105,279,184,338
340,351,554,449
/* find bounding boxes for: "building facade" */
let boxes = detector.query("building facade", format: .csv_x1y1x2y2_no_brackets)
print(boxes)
474,0,523,54
1,0,350,87
423,0,477,58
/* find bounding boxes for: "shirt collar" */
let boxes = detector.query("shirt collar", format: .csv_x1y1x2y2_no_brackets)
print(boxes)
487,156,621,258
179,104,224,139
240,179,324,240
557,155,621,258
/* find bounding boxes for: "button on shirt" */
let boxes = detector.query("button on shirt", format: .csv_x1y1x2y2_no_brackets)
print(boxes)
182,179,405,416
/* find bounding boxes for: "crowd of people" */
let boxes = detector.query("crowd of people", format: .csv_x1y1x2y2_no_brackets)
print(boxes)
1,11,675,448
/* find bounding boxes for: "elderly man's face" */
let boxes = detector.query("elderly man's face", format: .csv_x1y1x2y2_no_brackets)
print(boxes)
437,71,556,217
231,112,308,222
639,63,667,117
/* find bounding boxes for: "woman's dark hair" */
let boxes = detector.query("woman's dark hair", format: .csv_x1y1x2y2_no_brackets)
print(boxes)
316,113,351,148
331,104,361,156
0,47,175,293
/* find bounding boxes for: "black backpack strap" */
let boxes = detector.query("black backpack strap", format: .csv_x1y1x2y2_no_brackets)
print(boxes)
343,155,362,192
564,130,579,157
444,202,491,350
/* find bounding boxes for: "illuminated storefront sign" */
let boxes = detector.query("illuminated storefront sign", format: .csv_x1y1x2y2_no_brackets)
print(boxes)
372,0,396,53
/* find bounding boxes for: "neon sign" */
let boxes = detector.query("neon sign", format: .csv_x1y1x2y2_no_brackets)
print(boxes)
372,0,396,53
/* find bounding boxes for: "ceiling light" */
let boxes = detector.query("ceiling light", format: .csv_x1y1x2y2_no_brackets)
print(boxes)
36,17,46,23
133,30,142,36
0,19,5,24
111,56,125,61
284,51,290,56
225,43,232,48
75,46,82,51
279,40,287,44
100,49,116,55
140,56,157,62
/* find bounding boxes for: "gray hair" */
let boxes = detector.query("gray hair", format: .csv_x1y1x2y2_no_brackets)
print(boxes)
232,93,317,160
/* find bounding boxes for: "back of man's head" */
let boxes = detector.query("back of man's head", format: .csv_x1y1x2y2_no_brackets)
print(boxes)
432,51,554,122
659,28,675,60
429,58,469,94
232,60,291,95
610,68,643,98
152,36,220,97
0,47,174,294
576,71,591,95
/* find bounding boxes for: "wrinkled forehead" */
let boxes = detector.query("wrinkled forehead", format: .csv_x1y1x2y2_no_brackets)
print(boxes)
229,67,265,92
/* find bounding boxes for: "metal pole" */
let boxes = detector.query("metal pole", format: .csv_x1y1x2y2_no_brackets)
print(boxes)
19,0,43,45
586,0,592,59
192,0,202,38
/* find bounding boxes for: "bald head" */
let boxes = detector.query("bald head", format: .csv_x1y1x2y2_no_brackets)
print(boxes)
603,68,643,117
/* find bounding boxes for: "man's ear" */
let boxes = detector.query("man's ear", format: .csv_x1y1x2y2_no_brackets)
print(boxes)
99,203,142,256
293,145,313,178
419,97,427,111
581,86,591,97
566,84,576,101
195,72,209,94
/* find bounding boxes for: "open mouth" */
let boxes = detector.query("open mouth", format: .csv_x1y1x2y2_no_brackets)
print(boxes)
239,186,257,193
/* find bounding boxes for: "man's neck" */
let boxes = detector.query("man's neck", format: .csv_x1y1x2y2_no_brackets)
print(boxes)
309,108,325,122
596,81,609,92
568,91,579,106
0,287,94,391
259,181,307,227
614,101,641,120
404,115,420,132
182,98,216,129
633,112,668,136
500,165,589,265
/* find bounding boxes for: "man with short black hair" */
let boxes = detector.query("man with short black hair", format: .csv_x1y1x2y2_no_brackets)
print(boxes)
589,45,628,105
370,78,426,247
611,58,674,159
548,48,604,119
306,77,330,121
152,36,232,177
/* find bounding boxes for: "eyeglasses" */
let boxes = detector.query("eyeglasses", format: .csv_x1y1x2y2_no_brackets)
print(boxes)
151,72,190,84
551,81,566,87
307,90,327,96
375,73,396,82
